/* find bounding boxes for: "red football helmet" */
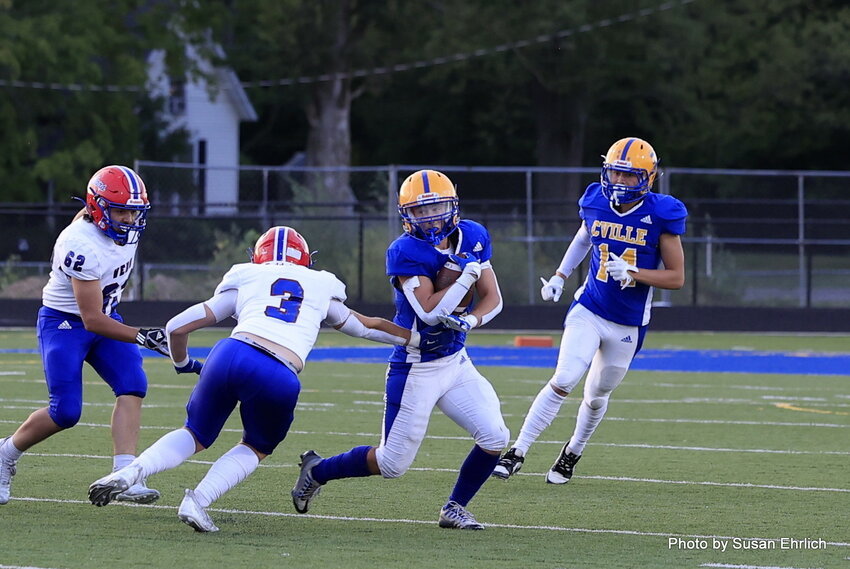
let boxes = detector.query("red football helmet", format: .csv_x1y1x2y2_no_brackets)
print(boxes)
252,226,313,267
85,165,150,245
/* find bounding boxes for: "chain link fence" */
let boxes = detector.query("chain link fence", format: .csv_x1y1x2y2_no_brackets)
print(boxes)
1,163,848,308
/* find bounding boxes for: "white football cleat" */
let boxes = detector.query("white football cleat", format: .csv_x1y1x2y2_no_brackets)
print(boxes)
0,437,17,505
88,463,143,507
438,500,485,530
291,450,324,514
491,447,524,480
178,489,219,532
114,481,161,504
546,442,581,485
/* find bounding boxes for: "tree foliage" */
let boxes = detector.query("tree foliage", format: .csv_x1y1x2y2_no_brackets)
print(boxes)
0,0,197,201
1,0,849,205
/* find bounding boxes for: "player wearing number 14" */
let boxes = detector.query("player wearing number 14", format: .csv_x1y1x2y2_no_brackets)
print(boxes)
494,137,688,484
0,165,165,507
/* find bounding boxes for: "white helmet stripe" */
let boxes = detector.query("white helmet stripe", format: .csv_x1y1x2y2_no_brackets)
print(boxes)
116,165,142,200
274,227,288,261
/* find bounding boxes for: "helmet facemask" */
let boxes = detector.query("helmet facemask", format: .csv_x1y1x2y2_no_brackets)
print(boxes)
92,197,149,245
399,197,459,246
397,170,460,246
600,137,658,207
84,165,150,246
600,163,652,206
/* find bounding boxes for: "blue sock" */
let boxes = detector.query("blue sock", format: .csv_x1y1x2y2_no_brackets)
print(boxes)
312,445,374,484
447,445,499,507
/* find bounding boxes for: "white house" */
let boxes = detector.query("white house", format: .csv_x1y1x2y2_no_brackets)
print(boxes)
147,44,258,214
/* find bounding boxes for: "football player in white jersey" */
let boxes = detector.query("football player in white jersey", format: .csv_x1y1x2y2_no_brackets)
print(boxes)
493,137,688,484
0,165,169,506
87,226,431,532
291,170,509,530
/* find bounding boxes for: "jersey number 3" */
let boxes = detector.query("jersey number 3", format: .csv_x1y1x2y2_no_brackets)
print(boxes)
265,278,304,323
596,244,637,286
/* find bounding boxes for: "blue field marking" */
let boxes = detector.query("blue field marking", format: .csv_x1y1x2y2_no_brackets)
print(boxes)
185,346,849,376
4,347,849,375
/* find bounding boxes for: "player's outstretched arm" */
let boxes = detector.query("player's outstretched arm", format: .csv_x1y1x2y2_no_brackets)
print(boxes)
327,300,416,346
164,290,237,374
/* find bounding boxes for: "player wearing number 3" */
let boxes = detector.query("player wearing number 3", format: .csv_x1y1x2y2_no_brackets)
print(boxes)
88,225,424,532
494,137,687,484
0,165,166,507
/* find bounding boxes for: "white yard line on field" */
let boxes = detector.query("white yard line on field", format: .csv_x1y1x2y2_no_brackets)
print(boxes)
6,496,850,549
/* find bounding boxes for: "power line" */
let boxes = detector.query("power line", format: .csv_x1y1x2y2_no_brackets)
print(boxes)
0,0,695,93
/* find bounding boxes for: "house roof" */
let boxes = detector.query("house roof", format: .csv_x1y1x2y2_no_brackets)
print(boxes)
217,68,258,122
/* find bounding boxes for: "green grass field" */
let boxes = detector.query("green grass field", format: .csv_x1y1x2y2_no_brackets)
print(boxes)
1,329,848,569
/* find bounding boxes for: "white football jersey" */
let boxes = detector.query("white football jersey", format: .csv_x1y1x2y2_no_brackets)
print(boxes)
42,219,138,316
215,262,347,364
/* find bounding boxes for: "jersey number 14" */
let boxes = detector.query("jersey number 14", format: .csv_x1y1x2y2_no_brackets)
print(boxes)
596,244,637,287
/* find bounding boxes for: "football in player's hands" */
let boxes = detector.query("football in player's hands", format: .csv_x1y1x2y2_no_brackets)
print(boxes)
433,261,474,313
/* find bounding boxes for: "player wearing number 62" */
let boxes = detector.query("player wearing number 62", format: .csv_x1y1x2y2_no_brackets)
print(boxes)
87,225,430,533
493,137,688,486
1,165,163,508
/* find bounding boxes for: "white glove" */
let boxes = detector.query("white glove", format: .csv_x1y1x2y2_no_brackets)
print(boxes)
604,252,638,289
539,275,565,302
437,309,479,332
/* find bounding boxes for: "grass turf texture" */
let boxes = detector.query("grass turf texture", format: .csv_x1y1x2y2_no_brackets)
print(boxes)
0,328,848,569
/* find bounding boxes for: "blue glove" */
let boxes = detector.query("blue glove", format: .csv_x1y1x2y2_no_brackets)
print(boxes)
437,309,479,333
448,253,481,279
175,359,203,375
417,324,455,352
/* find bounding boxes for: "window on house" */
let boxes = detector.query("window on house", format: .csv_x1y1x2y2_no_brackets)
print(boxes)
169,81,186,115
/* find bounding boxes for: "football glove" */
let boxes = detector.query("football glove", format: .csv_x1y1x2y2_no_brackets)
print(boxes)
416,325,455,352
539,275,565,302
605,252,639,289
437,309,479,333
448,253,481,280
136,328,170,357
174,359,203,375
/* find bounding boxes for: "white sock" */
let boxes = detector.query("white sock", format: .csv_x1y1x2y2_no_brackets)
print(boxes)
514,386,566,456
1,437,23,461
134,428,198,478
113,454,135,472
569,399,608,455
194,444,259,508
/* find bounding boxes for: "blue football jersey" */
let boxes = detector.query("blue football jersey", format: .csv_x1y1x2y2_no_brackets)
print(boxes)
575,182,687,327
386,219,492,363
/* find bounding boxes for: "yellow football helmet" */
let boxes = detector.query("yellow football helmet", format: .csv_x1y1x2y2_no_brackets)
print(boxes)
397,170,459,245
600,137,659,205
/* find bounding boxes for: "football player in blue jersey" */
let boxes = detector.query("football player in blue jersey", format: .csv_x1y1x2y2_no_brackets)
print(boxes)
493,137,687,484
0,166,169,506
292,169,509,530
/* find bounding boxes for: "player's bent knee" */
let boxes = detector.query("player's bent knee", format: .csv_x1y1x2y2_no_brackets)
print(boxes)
375,453,412,479
550,366,586,393
475,424,510,451
586,397,605,410
377,460,409,479
50,406,82,429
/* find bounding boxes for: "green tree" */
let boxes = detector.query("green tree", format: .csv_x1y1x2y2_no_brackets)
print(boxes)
0,0,198,201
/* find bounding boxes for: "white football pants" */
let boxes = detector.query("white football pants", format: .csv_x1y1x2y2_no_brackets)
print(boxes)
375,348,509,478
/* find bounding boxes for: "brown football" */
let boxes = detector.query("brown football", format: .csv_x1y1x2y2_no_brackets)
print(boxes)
434,263,474,313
